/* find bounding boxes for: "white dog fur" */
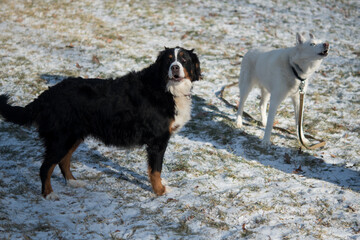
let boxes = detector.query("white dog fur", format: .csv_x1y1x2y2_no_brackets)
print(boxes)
236,33,329,145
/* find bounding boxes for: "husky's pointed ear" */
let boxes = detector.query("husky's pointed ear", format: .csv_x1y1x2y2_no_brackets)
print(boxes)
309,33,315,39
164,46,169,50
296,33,305,45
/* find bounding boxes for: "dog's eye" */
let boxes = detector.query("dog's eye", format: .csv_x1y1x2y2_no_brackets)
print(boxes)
310,43,315,46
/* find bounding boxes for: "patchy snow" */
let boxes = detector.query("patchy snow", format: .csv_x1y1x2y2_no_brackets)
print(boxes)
0,0,359,239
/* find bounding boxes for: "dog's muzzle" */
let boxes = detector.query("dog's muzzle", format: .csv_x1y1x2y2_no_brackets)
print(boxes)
169,62,185,81
319,42,329,56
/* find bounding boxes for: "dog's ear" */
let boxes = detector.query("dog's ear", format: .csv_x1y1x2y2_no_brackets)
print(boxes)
189,50,202,81
296,33,305,45
309,33,315,39
156,48,169,63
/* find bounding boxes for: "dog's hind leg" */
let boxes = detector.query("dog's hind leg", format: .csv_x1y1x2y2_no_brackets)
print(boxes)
236,68,254,128
259,87,270,127
40,137,80,199
291,94,300,127
58,140,86,188
40,159,58,199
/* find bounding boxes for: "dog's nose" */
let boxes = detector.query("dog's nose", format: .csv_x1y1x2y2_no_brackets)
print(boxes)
171,64,180,77
323,42,329,49
171,65,180,71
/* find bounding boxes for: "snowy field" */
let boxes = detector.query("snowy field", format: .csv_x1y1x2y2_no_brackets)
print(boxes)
0,0,359,239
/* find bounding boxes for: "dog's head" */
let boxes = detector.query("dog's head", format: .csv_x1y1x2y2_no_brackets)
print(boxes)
155,47,201,96
296,33,329,60
156,47,202,82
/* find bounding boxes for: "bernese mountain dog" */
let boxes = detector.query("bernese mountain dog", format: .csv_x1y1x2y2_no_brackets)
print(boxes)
0,47,201,199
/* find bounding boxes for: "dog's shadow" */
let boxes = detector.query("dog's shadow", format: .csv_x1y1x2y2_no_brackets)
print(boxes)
72,145,153,194
180,94,360,193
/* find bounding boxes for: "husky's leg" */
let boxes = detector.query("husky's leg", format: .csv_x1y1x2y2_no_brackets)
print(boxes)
291,94,309,145
262,92,286,145
259,87,270,127
236,67,254,128
291,93,300,127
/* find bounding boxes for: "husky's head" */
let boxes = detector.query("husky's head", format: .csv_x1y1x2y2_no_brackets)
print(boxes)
295,33,329,60
291,33,329,73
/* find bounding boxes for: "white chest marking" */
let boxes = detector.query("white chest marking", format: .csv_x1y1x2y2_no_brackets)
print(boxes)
167,79,192,134
171,95,192,133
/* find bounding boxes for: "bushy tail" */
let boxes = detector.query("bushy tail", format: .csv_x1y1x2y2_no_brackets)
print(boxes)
0,95,33,126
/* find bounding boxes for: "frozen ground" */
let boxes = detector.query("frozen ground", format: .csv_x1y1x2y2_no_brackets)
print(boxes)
0,0,359,239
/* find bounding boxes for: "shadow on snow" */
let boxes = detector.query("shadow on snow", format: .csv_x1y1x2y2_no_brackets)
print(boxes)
181,94,360,192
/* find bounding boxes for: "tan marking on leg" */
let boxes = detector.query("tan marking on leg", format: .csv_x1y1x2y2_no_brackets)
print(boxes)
148,167,165,196
59,140,82,181
43,164,57,198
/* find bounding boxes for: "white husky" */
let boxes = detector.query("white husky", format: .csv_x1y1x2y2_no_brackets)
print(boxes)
236,33,329,145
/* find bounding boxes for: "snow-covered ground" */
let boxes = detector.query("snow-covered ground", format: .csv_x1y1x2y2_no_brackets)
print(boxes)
0,0,359,239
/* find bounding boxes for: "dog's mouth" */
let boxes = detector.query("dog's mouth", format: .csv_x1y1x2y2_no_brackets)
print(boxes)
319,43,329,57
169,75,185,82
319,49,328,56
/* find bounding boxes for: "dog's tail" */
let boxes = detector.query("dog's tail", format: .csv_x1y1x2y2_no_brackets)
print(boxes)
0,95,34,126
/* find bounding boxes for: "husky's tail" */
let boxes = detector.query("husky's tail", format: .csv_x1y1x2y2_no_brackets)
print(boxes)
0,95,33,126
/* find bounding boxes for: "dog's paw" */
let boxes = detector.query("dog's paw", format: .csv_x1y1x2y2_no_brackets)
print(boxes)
45,192,60,201
235,117,243,128
162,179,172,193
159,178,172,194
165,186,172,194
261,139,271,148
161,178,168,185
67,179,87,188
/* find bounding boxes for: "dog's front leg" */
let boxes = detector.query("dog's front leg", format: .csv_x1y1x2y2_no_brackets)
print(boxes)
262,95,283,145
146,139,169,196
259,87,270,127
291,94,300,125
236,73,255,128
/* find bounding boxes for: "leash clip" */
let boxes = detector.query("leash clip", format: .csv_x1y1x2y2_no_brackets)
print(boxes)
299,81,306,94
